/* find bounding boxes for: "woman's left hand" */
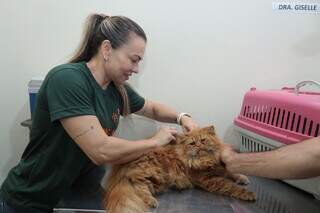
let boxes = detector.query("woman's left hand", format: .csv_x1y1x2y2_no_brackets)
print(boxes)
180,116,198,133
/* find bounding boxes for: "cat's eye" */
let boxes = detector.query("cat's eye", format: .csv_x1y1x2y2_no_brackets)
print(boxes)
188,141,195,145
186,139,195,145
201,138,206,142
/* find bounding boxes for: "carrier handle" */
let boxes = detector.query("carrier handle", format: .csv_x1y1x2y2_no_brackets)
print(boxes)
294,80,320,94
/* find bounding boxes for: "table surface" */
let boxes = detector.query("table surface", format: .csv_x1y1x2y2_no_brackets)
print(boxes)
53,166,320,213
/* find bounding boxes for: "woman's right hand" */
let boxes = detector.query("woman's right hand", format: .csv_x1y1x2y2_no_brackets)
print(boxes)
152,126,177,147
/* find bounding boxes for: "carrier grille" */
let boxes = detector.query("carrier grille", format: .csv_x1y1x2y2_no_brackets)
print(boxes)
241,135,274,152
242,106,319,137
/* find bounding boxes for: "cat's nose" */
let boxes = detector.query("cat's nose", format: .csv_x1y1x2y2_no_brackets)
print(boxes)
190,149,198,157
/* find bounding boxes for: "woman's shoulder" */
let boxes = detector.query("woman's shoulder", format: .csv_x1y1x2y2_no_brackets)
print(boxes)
49,62,86,75
45,62,88,81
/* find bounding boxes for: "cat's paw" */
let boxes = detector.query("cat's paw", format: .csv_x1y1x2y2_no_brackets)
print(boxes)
236,191,256,201
234,174,250,185
144,196,159,209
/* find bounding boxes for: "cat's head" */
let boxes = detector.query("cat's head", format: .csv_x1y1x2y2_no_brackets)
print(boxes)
174,126,223,170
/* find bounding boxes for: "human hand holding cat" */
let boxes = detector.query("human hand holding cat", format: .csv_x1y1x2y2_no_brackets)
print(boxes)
152,126,177,147
180,116,198,133
220,144,237,171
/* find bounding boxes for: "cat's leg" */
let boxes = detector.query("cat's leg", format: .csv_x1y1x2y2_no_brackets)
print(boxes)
227,173,250,185
132,182,159,208
211,165,250,185
170,168,193,190
194,176,256,201
174,176,193,190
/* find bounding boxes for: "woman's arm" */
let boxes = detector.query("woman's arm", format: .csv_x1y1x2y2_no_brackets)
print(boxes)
135,99,198,132
221,137,320,179
61,115,177,165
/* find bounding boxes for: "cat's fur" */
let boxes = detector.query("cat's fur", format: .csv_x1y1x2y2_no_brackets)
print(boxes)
104,126,256,213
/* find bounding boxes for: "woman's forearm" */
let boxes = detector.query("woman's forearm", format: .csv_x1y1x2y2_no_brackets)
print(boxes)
152,102,178,123
97,136,157,165
137,100,178,123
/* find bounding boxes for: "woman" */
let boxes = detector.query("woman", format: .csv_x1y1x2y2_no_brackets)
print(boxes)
0,13,198,212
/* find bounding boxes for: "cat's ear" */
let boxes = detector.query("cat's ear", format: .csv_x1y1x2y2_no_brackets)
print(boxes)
175,133,187,144
202,125,216,135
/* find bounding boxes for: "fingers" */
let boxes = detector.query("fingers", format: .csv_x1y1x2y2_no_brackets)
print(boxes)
182,126,192,133
223,144,234,150
181,119,199,133
154,126,178,146
222,144,238,153
168,126,178,135
165,126,177,140
160,126,177,134
220,144,237,166
182,125,196,133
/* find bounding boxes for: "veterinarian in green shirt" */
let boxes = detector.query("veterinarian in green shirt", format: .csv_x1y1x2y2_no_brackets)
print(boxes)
0,13,198,212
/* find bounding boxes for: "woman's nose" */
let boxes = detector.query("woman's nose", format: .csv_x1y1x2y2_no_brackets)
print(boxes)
132,64,139,73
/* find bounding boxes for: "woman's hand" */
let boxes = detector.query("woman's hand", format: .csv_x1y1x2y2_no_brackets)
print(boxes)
180,116,198,133
152,126,177,147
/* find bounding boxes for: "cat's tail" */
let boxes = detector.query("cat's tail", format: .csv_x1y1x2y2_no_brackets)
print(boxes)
104,177,147,213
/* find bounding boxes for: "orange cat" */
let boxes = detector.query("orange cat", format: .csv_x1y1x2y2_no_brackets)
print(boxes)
104,126,256,213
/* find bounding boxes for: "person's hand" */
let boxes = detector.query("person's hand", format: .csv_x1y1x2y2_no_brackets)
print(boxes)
180,116,198,133
220,144,237,170
152,126,177,147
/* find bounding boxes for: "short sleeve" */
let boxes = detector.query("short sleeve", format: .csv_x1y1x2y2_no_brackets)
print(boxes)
125,84,145,114
46,69,96,122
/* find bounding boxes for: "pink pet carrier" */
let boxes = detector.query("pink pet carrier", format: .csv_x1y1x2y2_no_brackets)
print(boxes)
234,80,320,199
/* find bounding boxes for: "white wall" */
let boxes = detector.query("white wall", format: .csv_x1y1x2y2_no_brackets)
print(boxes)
1,0,319,184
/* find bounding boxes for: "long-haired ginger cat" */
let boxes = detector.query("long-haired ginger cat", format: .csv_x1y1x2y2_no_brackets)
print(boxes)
104,126,255,213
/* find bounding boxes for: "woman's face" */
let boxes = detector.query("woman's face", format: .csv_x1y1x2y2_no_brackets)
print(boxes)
106,33,146,84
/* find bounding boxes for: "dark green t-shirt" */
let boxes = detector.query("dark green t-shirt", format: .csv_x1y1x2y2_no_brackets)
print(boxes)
0,62,145,210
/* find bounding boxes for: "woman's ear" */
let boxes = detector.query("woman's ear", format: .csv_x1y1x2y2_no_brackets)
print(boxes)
101,40,112,61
